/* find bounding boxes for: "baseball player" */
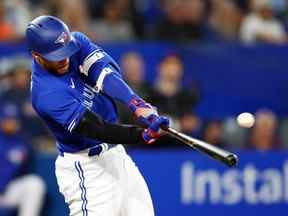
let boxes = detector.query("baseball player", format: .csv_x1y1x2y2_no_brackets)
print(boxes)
26,15,170,216
0,103,46,216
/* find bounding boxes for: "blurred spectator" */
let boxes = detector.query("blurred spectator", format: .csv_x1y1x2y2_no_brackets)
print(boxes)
123,0,146,39
0,1,17,42
91,0,135,42
222,117,247,149
118,51,151,125
153,0,206,42
267,0,288,17
88,0,146,39
240,0,287,44
44,0,93,37
279,117,288,148
149,54,199,134
246,110,282,150
179,113,200,137
0,103,46,216
0,62,51,144
0,84,8,98
201,120,227,148
4,0,32,38
121,51,150,99
0,73,11,96
208,0,243,41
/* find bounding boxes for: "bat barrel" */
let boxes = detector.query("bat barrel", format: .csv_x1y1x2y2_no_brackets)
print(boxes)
226,154,238,167
190,137,238,167
164,127,238,167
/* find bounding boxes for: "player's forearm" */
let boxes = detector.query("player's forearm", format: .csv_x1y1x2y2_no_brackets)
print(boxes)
102,71,139,104
73,110,145,144
102,72,157,125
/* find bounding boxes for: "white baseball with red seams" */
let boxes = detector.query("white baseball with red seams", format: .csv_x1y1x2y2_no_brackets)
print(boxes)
55,144,154,216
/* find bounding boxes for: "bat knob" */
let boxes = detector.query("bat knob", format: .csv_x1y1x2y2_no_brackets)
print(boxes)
226,154,238,167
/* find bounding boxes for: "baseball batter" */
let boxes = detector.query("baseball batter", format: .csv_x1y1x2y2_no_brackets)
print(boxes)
25,16,170,216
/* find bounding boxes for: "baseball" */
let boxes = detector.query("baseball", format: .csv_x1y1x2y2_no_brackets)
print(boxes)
237,112,255,128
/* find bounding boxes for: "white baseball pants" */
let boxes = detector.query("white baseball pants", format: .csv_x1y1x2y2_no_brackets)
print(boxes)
0,175,46,216
55,144,154,216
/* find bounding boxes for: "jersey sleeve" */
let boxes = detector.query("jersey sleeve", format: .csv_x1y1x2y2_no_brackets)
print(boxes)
35,87,87,133
72,32,140,105
73,32,121,91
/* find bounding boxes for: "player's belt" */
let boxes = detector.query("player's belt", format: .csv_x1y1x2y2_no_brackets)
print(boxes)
59,143,115,157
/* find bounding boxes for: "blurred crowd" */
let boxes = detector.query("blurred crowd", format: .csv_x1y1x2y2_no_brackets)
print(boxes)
0,51,287,153
0,0,286,170
0,1,287,214
0,0,288,44
116,51,287,151
0,2,287,213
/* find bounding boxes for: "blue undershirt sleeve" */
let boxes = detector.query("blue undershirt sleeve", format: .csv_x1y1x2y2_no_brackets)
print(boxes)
102,67,137,104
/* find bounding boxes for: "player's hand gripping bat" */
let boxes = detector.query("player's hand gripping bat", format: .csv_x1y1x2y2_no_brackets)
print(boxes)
162,127,238,167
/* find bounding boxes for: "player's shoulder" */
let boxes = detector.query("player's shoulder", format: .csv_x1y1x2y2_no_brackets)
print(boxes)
72,31,89,42
72,31,102,49
71,31,104,63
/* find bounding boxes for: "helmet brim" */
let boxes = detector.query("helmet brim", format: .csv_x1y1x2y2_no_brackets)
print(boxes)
42,36,80,62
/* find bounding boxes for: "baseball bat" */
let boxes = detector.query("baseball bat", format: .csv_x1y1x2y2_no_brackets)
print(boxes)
163,127,238,167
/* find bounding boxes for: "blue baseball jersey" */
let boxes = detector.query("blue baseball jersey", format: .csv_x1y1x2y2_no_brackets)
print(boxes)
31,32,125,153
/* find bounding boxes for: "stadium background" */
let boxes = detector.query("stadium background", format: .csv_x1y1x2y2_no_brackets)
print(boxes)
0,0,288,215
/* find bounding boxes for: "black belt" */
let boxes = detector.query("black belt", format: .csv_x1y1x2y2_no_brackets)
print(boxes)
59,143,115,157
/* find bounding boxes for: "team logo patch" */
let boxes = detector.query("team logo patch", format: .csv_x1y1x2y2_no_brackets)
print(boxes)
55,32,70,44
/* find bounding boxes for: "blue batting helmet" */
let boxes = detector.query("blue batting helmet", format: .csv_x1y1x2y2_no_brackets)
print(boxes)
26,15,80,61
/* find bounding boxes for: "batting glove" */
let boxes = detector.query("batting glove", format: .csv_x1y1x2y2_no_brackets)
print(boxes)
128,96,158,126
142,116,170,144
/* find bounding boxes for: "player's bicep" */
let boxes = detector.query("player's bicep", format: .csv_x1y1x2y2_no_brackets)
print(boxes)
79,50,120,88
75,32,120,87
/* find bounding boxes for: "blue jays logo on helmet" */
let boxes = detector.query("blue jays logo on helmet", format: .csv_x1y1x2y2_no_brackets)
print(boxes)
25,15,80,61
55,32,70,44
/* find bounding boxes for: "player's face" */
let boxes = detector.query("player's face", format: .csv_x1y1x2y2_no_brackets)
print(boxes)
32,53,70,75
43,58,70,75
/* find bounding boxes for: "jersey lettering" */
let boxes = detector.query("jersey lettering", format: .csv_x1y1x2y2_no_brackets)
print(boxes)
82,84,95,110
